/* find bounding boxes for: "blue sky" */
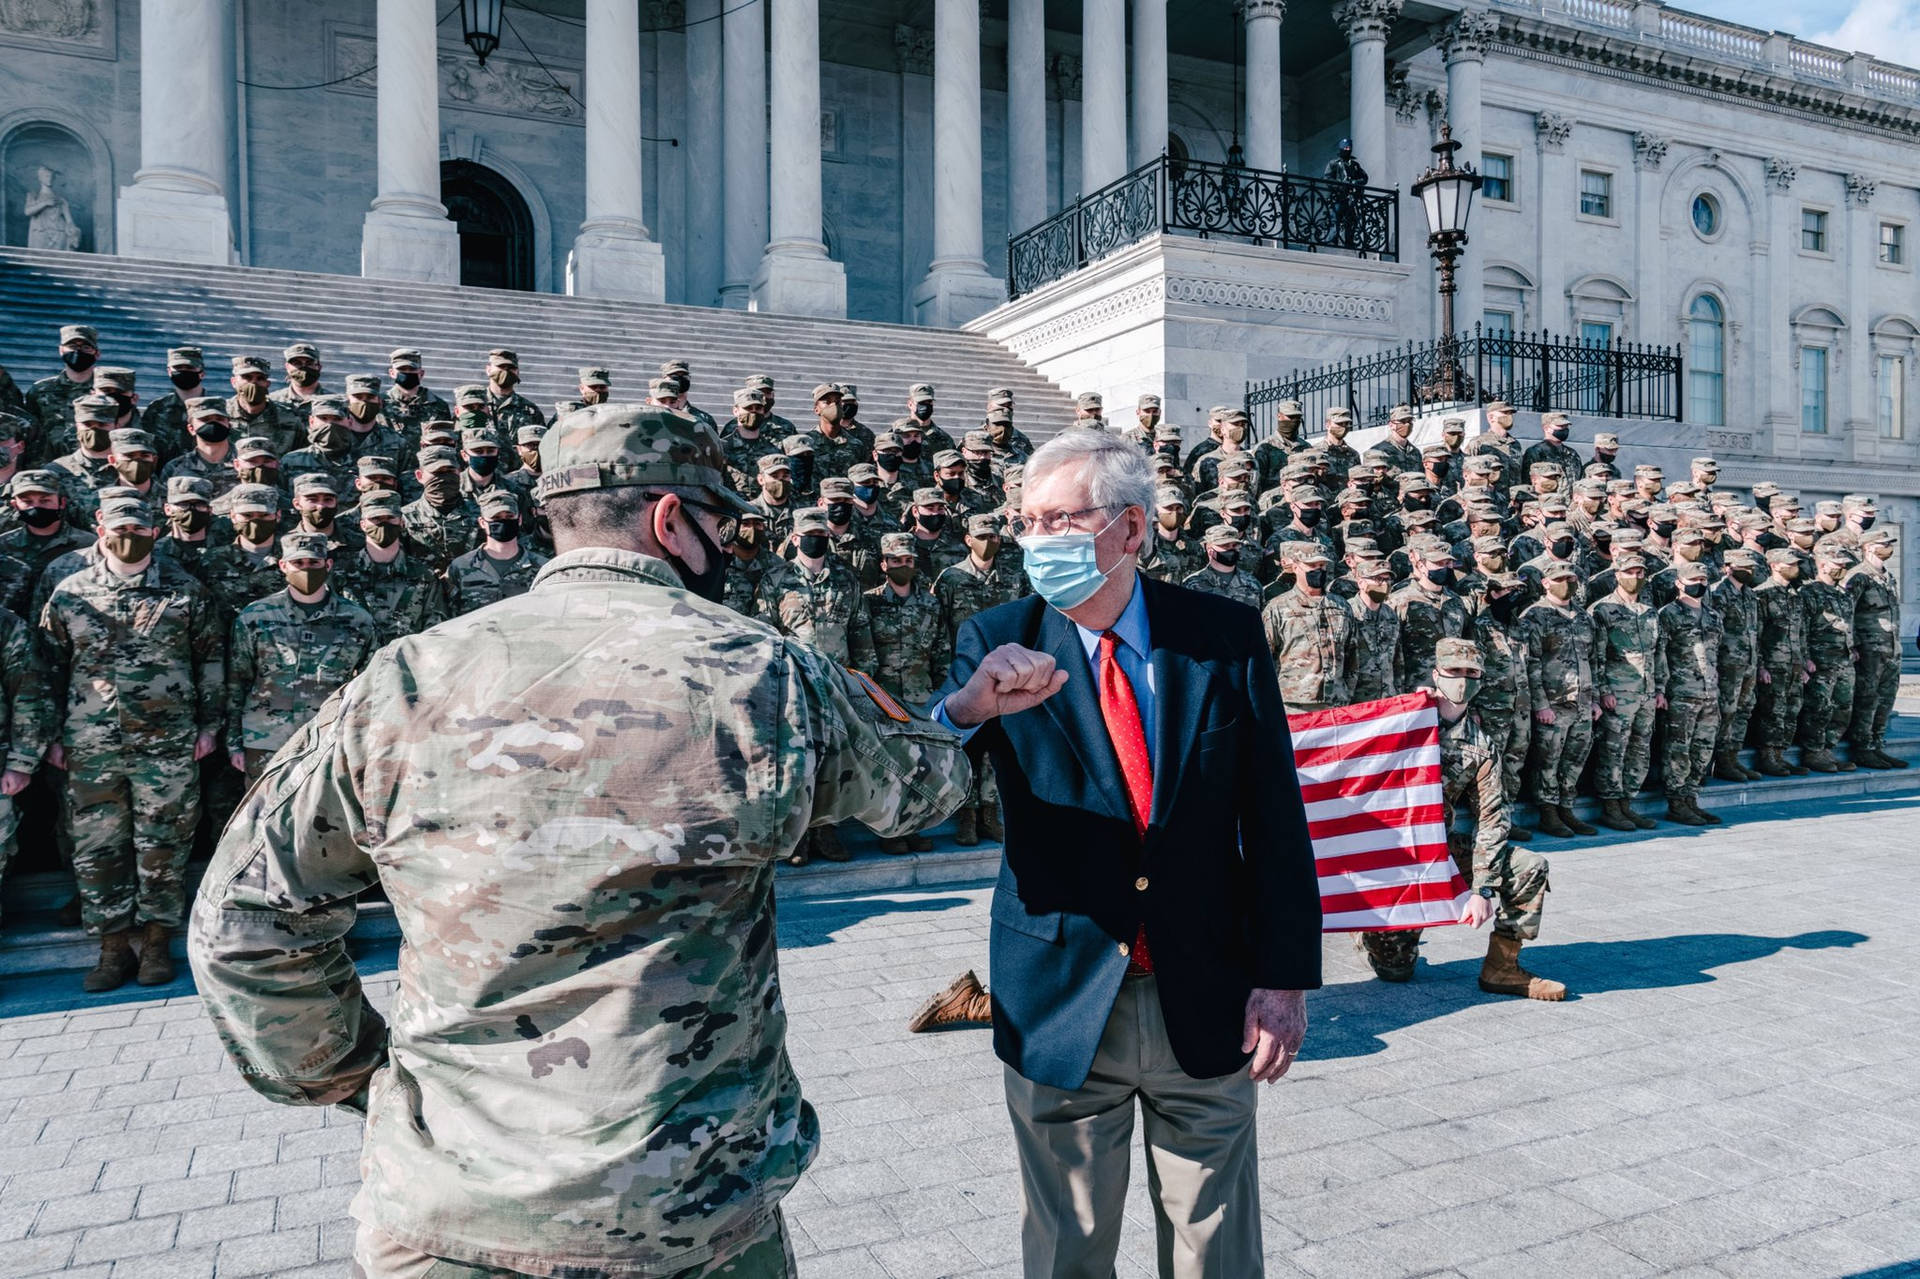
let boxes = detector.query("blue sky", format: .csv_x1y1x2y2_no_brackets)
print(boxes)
1680,0,1920,63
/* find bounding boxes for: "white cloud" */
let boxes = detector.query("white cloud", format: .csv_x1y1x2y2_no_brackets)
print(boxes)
1808,0,1920,68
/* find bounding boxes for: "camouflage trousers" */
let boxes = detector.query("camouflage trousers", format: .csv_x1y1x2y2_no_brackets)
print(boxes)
1478,698,1531,807
198,753,246,860
1714,664,1757,756
1593,693,1656,800
350,1210,797,1278
68,751,201,935
1526,703,1594,807
1750,664,1804,748
1797,660,1855,753
1360,837,1549,974
0,794,17,929
1848,649,1901,750
1661,697,1720,802
965,747,1000,809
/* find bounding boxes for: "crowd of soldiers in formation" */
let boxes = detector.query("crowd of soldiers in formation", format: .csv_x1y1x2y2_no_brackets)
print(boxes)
0,324,1904,992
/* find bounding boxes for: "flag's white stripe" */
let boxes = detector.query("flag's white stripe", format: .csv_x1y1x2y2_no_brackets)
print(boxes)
1307,821,1450,859
1295,744,1436,785
1304,783,1446,824
1323,897,1468,930
1289,706,1436,751
1318,860,1461,895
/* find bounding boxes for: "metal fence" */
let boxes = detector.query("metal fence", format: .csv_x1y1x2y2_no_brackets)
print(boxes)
1007,156,1399,299
1245,325,1683,440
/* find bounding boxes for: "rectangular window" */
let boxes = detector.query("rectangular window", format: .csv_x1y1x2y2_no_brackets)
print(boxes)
1578,170,1612,218
1879,354,1906,438
1802,346,1829,433
1481,153,1514,203
1880,222,1905,265
1688,326,1725,427
1483,309,1515,385
1578,321,1613,413
1802,208,1829,253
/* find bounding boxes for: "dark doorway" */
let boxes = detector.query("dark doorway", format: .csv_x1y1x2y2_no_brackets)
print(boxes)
440,159,534,291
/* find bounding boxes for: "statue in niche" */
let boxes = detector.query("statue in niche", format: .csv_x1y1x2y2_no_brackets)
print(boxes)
24,165,82,250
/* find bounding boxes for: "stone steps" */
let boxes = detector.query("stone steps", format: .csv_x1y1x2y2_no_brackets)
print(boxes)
0,247,1078,435
5,723,1915,978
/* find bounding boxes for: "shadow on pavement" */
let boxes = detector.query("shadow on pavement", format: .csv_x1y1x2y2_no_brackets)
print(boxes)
776,893,980,950
0,936,399,1020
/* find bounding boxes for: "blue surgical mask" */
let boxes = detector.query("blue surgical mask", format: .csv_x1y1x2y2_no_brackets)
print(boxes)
1020,511,1123,611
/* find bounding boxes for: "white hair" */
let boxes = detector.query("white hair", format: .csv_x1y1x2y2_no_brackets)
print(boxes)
1023,429,1156,520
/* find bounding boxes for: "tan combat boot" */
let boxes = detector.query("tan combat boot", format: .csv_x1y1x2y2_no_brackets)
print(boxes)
907,970,994,1032
1558,804,1599,837
953,807,980,847
978,805,1005,841
83,931,138,993
136,921,176,986
1596,798,1638,832
1479,933,1567,1001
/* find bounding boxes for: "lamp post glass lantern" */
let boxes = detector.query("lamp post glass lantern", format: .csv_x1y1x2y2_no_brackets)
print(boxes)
1411,123,1483,404
462,0,504,66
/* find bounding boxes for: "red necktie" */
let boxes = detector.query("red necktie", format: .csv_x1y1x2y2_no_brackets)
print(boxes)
1098,631,1154,975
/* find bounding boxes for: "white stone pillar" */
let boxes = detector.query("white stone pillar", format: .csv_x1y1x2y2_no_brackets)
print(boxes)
1335,0,1400,185
751,0,847,315
117,0,236,265
1844,173,1878,451
913,0,1004,326
1007,0,1048,233
720,0,769,307
569,0,666,300
1080,0,1127,191
1131,0,1167,169
1762,158,1797,449
361,0,459,283
1631,132,1667,344
1440,9,1491,337
684,0,725,306
1242,0,1285,173
1533,111,1572,334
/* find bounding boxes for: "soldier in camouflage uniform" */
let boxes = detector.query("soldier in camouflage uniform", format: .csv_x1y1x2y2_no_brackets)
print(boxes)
1471,570,1534,839
46,393,120,524
226,355,304,457
857,532,949,854
1710,547,1765,781
197,484,290,624
1374,405,1422,475
268,341,327,428
158,398,243,507
334,493,452,648
279,394,361,504
719,510,779,616
1463,399,1524,496
1251,399,1308,494
1260,545,1355,711
982,403,1035,477
803,383,870,482
902,486,969,582
1654,558,1725,825
1521,411,1584,491
749,454,799,549
340,373,415,480
1751,547,1812,777
0,599,56,937
1845,528,1906,768
1345,556,1400,703
722,387,782,497
288,473,363,559
933,513,1023,845
1521,562,1601,838
480,348,545,442
0,470,93,617
1316,407,1363,490
818,477,880,589
1139,485,1204,584
158,476,217,579
42,494,223,991
381,348,453,441
189,404,971,1279
1388,537,1468,692
1181,524,1263,609
224,531,378,784
140,347,208,461
1796,543,1858,773
445,491,551,615
23,323,99,466
403,446,482,573
741,373,799,439
1589,553,1663,831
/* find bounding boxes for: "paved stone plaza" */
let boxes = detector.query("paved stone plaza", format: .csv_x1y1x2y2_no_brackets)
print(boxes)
1,789,1917,1278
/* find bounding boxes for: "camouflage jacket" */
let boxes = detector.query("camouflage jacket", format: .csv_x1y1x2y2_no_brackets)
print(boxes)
1754,580,1809,668
334,549,451,648
402,496,483,574
1799,579,1854,663
1260,591,1356,708
1137,531,1205,585
40,557,223,756
1376,434,1424,475
0,606,56,774
380,385,454,439
907,529,970,584
1520,439,1584,487
721,432,783,499
0,525,94,618
1317,438,1363,488
186,548,970,1277
1845,561,1900,652
225,397,305,456
347,422,418,480
1520,599,1597,708
197,542,287,623
754,556,874,667
1438,703,1513,889
29,545,100,626
1655,599,1723,701
23,373,92,464
1469,610,1526,711
1346,597,1400,703
1388,583,1468,692
278,447,359,505
445,543,551,616
1590,592,1660,699
1710,577,1759,669
801,427,870,482
483,390,546,440
825,525,882,591
159,447,244,506
1179,566,1264,612
721,548,781,617
858,583,948,705
1463,430,1524,491
225,588,379,752
933,555,1025,639
138,390,196,461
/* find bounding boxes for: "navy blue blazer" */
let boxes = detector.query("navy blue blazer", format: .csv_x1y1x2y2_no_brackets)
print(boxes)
935,573,1322,1091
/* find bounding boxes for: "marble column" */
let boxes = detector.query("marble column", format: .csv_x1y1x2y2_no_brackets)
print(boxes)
1630,132,1667,342
1762,158,1797,447
1440,9,1492,336
914,0,1004,325
1080,0,1127,191
361,0,459,283
1533,111,1573,333
1242,0,1285,173
1007,0,1048,233
117,0,236,265
569,0,666,300
684,0,724,306
720,0,769,308
1131,0,1167,169
1335,0,1400,186
751,0,847,315
1844,173,1878,451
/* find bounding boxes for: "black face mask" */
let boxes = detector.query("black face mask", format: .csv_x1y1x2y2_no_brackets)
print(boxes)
1858,514,1876,531
62,349,96,373
394,371,421,390
797,533,830,558
1213,549,1240,569
1228,515,1251,532
914,404,934,422
1681,581,1707,598
19,506,62,530
825,502,852,525
940,476,963,496
1653,521,1677,538
194,422,231,444
787,455,814,491
875,454,901,474
1303,569,1329,590
1487,592,1517,623
916,512,946,535
1296,507,1322,528
967,459,992,485
1550,538,1574,559
668,515,729,603
1426,566,1454,587
169,370,200,391
468,454,499,478
900,441,923,462
1403,496,1431,512
486,518,520,542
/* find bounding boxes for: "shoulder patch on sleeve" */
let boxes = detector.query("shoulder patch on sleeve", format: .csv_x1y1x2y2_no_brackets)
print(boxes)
845,667,910,722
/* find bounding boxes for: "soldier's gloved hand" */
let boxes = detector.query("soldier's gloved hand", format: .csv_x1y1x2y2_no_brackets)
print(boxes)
1534,706,1556,725
0,769,28,796
194,731,219,761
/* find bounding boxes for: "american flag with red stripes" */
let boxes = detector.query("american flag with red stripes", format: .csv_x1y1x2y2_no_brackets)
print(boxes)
1286,692,1470,933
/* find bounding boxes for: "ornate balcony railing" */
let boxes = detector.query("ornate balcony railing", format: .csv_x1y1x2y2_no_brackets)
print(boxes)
1006,156,1398,299
1246,324,1683,437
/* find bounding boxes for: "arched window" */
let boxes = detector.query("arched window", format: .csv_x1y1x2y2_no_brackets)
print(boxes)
1687,294,1725,426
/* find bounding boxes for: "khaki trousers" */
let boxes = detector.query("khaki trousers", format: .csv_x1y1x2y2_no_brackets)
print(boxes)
1003,975,1262,1279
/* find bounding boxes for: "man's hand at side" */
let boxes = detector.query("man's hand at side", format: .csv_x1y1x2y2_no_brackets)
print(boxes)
1243,988,1307,1084
944,644,1068,728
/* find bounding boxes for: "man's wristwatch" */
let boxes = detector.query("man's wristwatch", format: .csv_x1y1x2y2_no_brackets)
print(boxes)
1476,886,1498,901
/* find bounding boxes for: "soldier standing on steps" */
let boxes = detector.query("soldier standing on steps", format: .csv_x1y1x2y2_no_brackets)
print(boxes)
1520,562,1601,838
934,513,1022,848
480,349,545,440
858,532,949,855
1589,553,1663,832
1655,559,1725,825
1845,528,1907,769
0,600,56,946
24,324,99,467
1751,547,1812,777
1180,524,1263,610
1796,543,1858,774
1711,547,1765,783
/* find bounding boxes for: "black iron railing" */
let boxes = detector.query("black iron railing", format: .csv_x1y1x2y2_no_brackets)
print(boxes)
1245,324,1683,438
1007,156,1399,299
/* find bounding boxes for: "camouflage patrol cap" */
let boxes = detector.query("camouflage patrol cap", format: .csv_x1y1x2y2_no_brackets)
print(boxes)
1541,519,1574,537
1592,432,1620,449
232,355,270,376
59,324,98,346
1433,637,1483,671
1396,472,1434,494
345,373,382,395
1541,410,1573,427
1332,486,1368,507
359,492,403,519
986,406,1014,426
95,486,141,506
1614,552,1650,573
1634,463,1664,478
912,487,946,507
517,423,547,446
1463,455,1501,476
1325,406,1354,423
780,437,815,461
1407,535,1454,562
234,436,277,460
279,531,331,561
818,477,854,501
357,455,398,479
884,419,917,437
744,373,775,391
1815,542,1856,565
1138,393,1162,410
1202,524,1242,547
1153,422,1183,443
164,476,213,505
534,404,753,514
1276,399,1304,417
282,342,320,363
1075,391,1102,410
1528,461,1563,479
309,394,350,418
1387,404,1414,424
1723,547,1765,569
107,427,155,455
933,449,964,469
579,367,612,387
455,383,489,405
847,463,879,485
1785,516,1817,534
1814,499,1842,517
965,513,1002,537
1486,570,1524,590
419,425,459,449
756,453,791,475
1346,537,1382,555
292,473,338,499
661,358,692,376
1421,444,1452,460
1672,527,1708,546
910,383,937,402
1355,555,1393,579
987,386,1015,403
648,376,678,397
1774,492,1803,511
487,349,520,367
389,348,423,368
1219,455,1255,478
1469,534,1506,555
1861,527,1896,546
1841,493,1878,510
1155,485,1188,508
461,426,499,452
9,469,61,496
1441,417,1467,436
1584,462,1615,480
1217,489,1254,511
227,483,281,514
1606,479,1633,496
73,393,120,424
93,367,136,395
835,383,857,401
1402,510,1438,530
1225,407,1250,423
186,396,229,422
97,496,154,528
733,387,767,410
878,532,916,557
476,489,520,519
1573,478,1608,497
1292,543,1334,566
1764,546,1802,567
1484,399,1512,413
811,383,840,403
416,445,460,472
1691,455,1719,471
166,346,205,369
1673,559,1710,582
0,413,23,443
793,507,830,536
1540,560,1579,580
1361,448,1393,467
962,430,994,452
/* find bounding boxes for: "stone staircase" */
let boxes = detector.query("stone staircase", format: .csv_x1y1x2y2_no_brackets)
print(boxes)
0,248,1078,434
